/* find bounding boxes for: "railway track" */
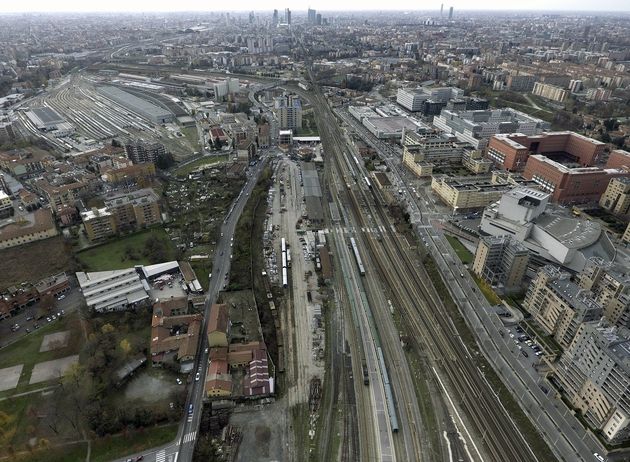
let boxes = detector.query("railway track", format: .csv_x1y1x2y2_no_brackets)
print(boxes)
339,152,540,462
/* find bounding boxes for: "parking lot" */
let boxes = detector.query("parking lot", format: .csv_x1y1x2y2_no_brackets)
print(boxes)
0,282,82,349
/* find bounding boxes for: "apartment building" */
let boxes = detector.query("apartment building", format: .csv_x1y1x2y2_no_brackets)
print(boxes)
554,322,630,443
0,147,51,178
124,140,166,165
532,82,569,103
524,265,602,349
624,223,630,245
578,259,630,329
600,177,630,216
0,190,12,218
472,235,529,293
104,188,161,232
81,207,117,241
0,208,58,250
273,94,302,131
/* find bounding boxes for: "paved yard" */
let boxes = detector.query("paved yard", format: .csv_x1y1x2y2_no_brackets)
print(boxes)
0,365,23,391
29,355,79,384
39,331,70,352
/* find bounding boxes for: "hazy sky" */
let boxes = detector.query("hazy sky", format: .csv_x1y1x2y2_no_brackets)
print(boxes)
0,0,627,13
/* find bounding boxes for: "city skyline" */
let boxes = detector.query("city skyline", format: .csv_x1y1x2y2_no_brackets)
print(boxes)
0,1,629,13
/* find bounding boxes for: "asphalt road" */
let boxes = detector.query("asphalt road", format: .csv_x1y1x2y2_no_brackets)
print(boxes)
115,156,268,462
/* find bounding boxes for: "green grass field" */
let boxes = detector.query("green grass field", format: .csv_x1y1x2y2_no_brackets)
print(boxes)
0,312,83,396
90,424,178,462
445,235,474,264
173,154,228,177
471,273,503,305
76,228,176,271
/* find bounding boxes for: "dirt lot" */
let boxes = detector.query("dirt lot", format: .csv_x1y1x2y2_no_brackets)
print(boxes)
0,236,75,290
220,290,262,343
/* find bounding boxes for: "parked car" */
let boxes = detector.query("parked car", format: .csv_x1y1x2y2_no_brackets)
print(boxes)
176,378,182,385
195,372,200,381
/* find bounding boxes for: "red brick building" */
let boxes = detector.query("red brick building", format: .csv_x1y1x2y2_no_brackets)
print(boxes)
606,149,630,170
487,132,606,171
523,155,630,204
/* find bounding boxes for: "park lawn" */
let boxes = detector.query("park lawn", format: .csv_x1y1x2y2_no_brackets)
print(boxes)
90,424,178,462
445,235,474,264
76,228,175,271
19,443,88,462
174,154,228,177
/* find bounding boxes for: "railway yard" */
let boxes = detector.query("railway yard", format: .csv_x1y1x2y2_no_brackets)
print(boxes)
14,73,197,158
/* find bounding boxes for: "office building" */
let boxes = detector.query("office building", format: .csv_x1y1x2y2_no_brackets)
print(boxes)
448,6,453,19
285,8,291,24
523,155,629,204
532,82,569,103
272,9,278,25
524,265,602,349
600,177,630,216
396,87,463,113
273,94,302,131
433,108,549,150
431,175,515,211
607,150,630,170
473,235,529,293
308,8,316,24
578,259,630,329
487,132,606,171
124,140,166,165
554,322,630,443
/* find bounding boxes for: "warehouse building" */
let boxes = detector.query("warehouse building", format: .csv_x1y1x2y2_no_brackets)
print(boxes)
97,86,174,124
76,268,149,312
25,107,65,131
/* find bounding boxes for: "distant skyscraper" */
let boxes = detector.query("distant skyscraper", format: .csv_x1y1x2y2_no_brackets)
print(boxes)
272,9,278,25
308,8,316,24
449,6,453,19
316,13,322,25
440,3,444,16
285,8,291,25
